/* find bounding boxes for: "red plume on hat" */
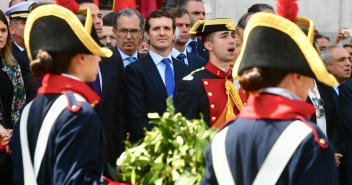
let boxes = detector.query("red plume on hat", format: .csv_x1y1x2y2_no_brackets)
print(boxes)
276,0,299,21
55,0,79,13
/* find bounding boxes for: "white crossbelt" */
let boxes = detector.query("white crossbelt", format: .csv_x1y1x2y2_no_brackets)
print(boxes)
20,94,85,185
211,120,312,185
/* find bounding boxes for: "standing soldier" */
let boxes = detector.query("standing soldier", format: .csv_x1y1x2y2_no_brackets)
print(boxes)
201,12,339,185
175,19,247,128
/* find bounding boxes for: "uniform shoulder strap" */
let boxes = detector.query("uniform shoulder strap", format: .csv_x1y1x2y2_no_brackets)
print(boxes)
252,120,312,185
20,93,86,184
211,120,312,185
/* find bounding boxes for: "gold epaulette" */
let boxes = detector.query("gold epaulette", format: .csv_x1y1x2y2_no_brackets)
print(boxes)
182,67,205,81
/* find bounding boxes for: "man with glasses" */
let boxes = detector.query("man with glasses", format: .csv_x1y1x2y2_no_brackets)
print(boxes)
113,8,145,67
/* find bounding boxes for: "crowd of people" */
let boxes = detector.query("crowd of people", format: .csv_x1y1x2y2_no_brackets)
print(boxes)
0,0,351,184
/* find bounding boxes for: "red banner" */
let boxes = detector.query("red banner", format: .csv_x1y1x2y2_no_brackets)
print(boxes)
139,0,162,18
113,0,136,12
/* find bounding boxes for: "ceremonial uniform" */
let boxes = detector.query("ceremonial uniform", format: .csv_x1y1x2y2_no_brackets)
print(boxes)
201,9,339,185
175,62,247,127
10,74,106,185
201,93,339,185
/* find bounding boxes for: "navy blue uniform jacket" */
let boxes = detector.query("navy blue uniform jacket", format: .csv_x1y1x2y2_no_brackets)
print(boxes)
125,53,191,143
201,93,339,185
10,74,106,185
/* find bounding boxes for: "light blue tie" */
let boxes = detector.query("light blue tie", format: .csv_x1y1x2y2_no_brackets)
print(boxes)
161,58,175,97
128,56,136,64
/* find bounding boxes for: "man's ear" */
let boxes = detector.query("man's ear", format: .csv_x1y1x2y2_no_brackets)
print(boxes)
323,62,331,72
72,53,85,65
9,24,15,36
204,40,213,51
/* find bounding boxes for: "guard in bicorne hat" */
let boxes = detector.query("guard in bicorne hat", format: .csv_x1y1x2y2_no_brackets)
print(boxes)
200,11,339,185
174,18,247,129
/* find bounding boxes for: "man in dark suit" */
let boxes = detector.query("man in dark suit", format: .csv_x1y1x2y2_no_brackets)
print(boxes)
112,8,146,67
169,7,206,71
125,10,191,143
185,0,209,61
339,78,352,185
5,1,40,101
79,1,126,180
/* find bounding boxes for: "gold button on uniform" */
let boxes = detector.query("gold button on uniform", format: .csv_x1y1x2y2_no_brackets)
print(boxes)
211,104,215,109
319,138,326,145
204,81,208,85
212,117,216,121
72,105,77,109
244,103,247,106
208,92,213,96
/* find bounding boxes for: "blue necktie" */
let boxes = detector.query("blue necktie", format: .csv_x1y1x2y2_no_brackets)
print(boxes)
161,58,175,97
91,73,101,96
189,41,199,55
128,56,136,64
176,53,186,63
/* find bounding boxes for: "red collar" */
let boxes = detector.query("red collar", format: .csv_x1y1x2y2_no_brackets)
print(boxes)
239,93,315,120
37,74,100,105
205,62,232,78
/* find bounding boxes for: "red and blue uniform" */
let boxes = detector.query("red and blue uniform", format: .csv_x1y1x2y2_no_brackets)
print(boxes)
201,93,339,185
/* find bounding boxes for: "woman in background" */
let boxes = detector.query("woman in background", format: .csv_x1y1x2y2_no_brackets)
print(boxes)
0,9,25,185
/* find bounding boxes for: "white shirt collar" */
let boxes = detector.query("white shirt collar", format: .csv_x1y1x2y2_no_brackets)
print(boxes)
260,87,301,100
171,47,187,58
117,47,138,60
333,82,340,95
14,41,24,52
61,73,81,81
149,50,173,65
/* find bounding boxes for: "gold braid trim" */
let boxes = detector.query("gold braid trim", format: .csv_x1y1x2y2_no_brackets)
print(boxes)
225,80,244,121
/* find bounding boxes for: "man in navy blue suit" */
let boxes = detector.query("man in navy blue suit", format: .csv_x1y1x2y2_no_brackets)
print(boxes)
169,7,206,71
125,10,191,143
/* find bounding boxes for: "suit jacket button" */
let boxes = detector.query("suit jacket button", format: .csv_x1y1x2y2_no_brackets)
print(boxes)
208,92,213,97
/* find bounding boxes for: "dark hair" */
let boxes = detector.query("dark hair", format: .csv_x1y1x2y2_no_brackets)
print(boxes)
238,67,288,91
30,50,74,78
114,8,145,30
343,44,352,49
314,33,330,42
75,0,94,4
169,7,193,25
237,12,253,29
0,10,15,66
145,9,175,33
247,3,275,13
102,11,117,26
202,32,215,43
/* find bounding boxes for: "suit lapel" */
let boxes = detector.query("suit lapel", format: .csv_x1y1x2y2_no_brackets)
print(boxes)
145,54,168,102
173,57,187,85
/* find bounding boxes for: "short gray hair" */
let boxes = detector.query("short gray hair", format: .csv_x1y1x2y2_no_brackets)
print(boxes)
320,44,343,64
114,8,145,30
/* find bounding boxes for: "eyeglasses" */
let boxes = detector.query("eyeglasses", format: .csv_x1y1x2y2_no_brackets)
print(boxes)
312,98,325,118
117,28,141,36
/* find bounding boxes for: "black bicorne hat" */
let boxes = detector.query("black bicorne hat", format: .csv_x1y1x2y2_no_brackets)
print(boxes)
232,13,336,87
189,18,235,36
24,4,112,61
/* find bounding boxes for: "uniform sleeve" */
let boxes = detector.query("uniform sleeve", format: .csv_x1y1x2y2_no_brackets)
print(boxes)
287,132,339,185
200,144,219,185
52,103,106,185
175,80,202,121
125,64,149,143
